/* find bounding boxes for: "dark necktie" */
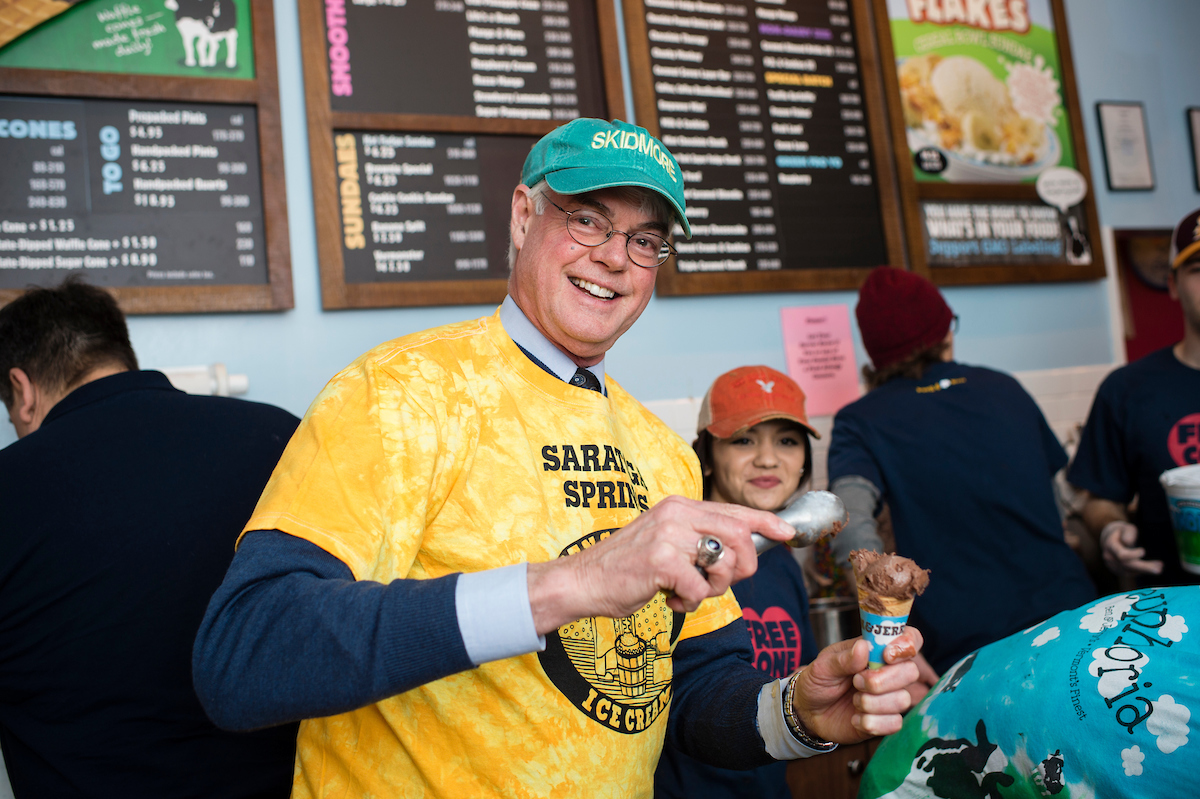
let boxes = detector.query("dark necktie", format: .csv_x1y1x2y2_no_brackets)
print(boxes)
570,367,602,393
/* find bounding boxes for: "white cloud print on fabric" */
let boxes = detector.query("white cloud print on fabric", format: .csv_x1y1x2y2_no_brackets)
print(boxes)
1032,627,1060,647
1121,745,1145,777
1158,613,1189,643
1079,594,1137,634
1146,695,1191,753
1088,646,1149,704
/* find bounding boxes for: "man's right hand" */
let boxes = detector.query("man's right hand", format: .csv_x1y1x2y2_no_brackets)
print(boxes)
526,495,797,634
1100,520,1164,576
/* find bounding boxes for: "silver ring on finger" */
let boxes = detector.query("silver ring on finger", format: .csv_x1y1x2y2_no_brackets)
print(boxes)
696,535,724,569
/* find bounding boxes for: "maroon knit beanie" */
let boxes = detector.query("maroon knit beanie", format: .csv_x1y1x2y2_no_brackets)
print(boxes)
855,266,954,370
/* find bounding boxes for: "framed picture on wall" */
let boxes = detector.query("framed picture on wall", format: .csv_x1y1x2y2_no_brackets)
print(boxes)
1189,107,1200,192
1097,101,1155,191
872,0,1105,287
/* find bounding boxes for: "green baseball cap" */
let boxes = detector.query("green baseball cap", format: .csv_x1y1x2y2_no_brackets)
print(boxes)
521,118,691,238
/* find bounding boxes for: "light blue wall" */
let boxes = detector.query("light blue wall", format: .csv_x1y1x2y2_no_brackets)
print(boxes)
3,0,1198,451
1064,0,1200,227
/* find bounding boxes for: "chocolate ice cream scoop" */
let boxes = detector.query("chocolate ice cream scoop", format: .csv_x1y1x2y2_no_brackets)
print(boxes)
849,549,930,615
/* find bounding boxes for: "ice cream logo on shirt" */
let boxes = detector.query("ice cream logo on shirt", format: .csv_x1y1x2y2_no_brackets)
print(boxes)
1081,590,1190,739
915,377,966,394
742,607,803,679
1167,413,1200,466
538,528,685,735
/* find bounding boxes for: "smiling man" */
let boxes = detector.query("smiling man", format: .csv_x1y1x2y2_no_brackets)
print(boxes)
193,119,925,798
1069,207,1200,587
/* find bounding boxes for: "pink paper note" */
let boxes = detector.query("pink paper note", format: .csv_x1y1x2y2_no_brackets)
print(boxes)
780,305,861,418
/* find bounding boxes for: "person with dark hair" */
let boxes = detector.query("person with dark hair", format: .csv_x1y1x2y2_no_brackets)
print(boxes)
1068,208,1200,587
0,276,138,433
827,266,1095,675
192,120,927,799
0,278,300,797
655,365,821,798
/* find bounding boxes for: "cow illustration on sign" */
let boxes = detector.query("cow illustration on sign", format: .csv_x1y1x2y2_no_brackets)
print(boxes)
164,0,238,69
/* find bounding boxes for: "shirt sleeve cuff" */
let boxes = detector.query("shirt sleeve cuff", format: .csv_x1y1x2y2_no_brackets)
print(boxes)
455,562,546,665
757,677,831,760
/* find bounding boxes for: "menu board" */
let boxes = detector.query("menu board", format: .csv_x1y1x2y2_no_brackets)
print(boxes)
0,0,292,312
873,0,1104,285
299,0,625,308
326,0,605,121
335,130,535,283
0,96,267,289
621,0,906,294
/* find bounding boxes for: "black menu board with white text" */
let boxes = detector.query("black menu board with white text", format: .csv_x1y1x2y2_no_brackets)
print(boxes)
0,96,268,290
334,130,535,283
623,0,906,294
301,0,626,307
0,0,292,313
327,0,607,122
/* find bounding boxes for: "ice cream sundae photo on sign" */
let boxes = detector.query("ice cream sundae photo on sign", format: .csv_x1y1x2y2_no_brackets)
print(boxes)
887,0,1078,184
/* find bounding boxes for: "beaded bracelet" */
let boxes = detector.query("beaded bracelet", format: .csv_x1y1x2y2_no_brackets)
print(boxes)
782,668,838,752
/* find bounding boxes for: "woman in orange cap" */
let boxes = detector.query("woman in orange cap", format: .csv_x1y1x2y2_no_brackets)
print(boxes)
655,365,819,799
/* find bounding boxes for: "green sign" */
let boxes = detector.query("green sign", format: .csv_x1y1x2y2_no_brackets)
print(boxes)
0,0,255,79
886,0,1074,183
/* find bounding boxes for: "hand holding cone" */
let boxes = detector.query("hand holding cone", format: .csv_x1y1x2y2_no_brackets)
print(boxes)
849,549,930,668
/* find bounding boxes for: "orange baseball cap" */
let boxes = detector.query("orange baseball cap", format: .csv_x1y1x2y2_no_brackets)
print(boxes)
697,365,820,439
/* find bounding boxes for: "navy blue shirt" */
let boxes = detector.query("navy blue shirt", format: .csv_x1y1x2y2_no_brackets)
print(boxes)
655,546,817,799
828,362,1095,673
0,371,300,798
1068,347,1200,586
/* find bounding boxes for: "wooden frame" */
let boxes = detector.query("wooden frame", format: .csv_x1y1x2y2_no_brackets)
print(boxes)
872,0,1105,286
621,0,908,296
1096,101,1155,192
1187,108,1200,193
299,0,626,309
0,0,293,313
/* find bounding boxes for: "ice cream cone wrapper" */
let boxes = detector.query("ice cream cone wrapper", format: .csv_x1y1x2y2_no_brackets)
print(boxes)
856,586,913,669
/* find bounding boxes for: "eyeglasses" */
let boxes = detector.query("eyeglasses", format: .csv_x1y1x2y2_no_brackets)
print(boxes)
951,315,960,334
547,199,676,268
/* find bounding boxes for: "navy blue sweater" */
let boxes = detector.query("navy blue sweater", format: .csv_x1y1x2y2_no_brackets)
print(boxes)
0,371,299,798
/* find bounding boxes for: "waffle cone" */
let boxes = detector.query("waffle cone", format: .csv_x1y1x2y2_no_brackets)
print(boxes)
855,576,914,619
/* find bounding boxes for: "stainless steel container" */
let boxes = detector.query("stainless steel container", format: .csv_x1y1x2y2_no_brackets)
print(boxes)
809,597,860,649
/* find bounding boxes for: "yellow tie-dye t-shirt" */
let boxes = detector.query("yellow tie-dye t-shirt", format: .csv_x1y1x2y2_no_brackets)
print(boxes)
244,310,743,799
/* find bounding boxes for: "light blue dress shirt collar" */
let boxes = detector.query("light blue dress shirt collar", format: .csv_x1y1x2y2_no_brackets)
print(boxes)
499,295,607,395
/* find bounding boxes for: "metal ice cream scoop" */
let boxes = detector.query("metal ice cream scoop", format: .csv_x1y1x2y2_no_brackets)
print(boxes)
752,489,848,555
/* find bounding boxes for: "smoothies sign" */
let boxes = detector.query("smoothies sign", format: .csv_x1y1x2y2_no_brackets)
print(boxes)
887,0,1076,183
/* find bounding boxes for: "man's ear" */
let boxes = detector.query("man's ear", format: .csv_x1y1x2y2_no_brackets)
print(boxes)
8,367,40,434
1169,268,1179,302
511,185,534,253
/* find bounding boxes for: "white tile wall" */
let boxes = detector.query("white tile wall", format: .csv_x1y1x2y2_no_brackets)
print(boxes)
643,363,1117,490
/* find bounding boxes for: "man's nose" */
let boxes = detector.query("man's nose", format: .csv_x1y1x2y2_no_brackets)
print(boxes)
591,231,631,269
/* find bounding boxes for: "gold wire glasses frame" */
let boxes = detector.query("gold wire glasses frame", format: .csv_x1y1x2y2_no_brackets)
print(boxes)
547,199,676,268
